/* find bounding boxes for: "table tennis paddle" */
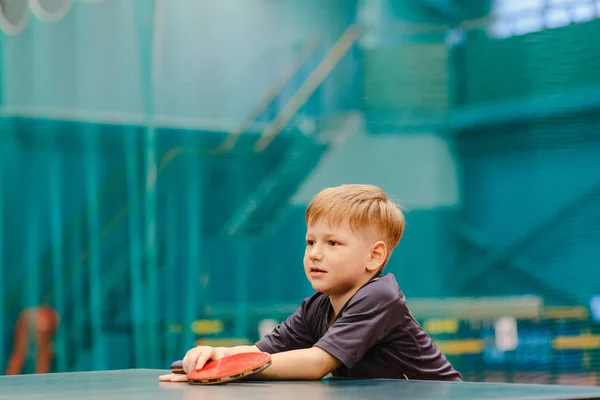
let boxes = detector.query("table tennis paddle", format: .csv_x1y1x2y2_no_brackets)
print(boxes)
170,359,185,374
170,352,272,385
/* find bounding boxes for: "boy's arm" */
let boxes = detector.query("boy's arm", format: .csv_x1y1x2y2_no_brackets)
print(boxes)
208,344,340,380
174,344,339,381
250,347,341,380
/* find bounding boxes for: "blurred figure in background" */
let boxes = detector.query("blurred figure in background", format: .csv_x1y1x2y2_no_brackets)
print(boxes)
5,304,60,375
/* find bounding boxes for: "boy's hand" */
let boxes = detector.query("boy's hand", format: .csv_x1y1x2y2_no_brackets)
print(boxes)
158,345,261,382
158,346,229,383
183,346,230,373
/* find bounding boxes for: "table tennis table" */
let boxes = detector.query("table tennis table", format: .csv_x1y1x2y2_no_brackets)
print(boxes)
1,369,600,400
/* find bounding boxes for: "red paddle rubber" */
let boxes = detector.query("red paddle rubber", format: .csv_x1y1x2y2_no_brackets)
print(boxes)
187,352,272,385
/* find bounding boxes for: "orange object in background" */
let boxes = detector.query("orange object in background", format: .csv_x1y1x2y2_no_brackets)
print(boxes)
5,305,60,375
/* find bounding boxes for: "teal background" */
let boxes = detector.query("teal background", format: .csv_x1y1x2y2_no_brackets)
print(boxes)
1,0,598,383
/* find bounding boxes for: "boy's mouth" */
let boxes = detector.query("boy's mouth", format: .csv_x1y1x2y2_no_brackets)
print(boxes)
310,267,326,273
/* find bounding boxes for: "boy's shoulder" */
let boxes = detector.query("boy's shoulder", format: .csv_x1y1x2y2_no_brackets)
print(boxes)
346,272,406,312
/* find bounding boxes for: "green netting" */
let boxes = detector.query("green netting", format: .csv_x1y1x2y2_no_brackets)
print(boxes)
361,38,449,131
450,13,600,384
460,19,600,106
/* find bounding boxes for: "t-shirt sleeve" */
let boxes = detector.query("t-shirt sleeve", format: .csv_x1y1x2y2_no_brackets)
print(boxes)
254,300,316,354
314,285,404,369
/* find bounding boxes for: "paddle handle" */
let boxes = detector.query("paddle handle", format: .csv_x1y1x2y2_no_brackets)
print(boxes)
170,360,184,374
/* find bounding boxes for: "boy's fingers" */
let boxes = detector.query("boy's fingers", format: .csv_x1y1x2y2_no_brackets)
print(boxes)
183,347,201,373
158,373,188,382
183,346,211,372
182,346,220,373
195,350,213,371
170,374,190,382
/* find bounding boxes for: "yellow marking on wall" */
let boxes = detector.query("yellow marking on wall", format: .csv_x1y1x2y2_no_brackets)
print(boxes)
191,320,224,335
553,334,600,350
423,319,459,334
542,306,589,320
436,339,484,355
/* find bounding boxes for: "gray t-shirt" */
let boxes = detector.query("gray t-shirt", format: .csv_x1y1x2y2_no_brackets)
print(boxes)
255,273,463,381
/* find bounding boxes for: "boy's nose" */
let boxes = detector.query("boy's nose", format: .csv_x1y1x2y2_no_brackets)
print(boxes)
309,247,323,261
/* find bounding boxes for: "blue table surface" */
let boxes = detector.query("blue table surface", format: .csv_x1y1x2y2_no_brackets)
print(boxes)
1,369,600,400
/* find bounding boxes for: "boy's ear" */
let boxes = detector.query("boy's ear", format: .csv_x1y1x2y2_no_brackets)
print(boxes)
367,241,387,272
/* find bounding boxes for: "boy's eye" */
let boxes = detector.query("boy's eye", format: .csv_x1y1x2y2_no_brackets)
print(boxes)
328,240,338,246
306,240,315,246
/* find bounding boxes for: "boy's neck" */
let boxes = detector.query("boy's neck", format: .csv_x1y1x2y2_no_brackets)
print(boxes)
328,292,356,324
327,271,383,325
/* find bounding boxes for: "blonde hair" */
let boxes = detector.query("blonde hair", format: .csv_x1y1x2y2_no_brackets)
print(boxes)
306,184,406,258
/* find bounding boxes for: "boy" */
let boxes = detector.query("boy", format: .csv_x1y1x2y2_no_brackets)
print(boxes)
160,184,462,382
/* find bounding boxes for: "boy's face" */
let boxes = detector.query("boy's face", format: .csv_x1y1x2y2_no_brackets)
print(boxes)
304,217,382,299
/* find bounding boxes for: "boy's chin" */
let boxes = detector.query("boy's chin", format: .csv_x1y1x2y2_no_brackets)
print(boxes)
310,281,330,294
